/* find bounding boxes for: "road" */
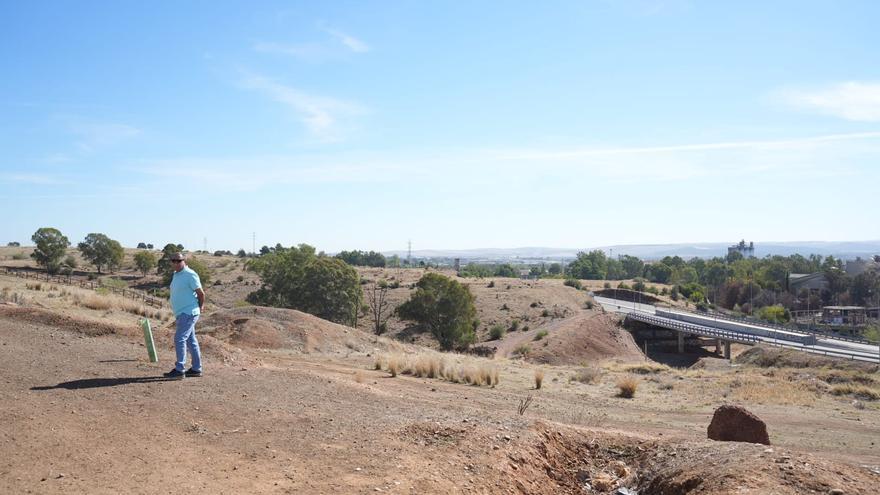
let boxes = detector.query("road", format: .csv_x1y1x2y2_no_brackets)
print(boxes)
595,296,879,363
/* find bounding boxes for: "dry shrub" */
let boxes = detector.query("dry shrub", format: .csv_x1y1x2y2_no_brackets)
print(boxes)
534,369,545,390
616,375,638,398
514,344,531,357
381,352,497,387
819,370,876,386
571,366,603,384
386,355,405,377
81,294,113,311
624,363,670,374
728,376,818,405
831,384,880,401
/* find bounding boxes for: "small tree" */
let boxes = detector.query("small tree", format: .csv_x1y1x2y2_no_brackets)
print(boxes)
133,251,157,277
397,273,477,350
31,227,70,274
78,233,124,274
161,256,212,286
246,245,361,325
157,243,183,275
366,280,392,336
137,242,148,249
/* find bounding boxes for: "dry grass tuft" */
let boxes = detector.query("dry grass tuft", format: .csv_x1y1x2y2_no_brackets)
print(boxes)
81,294,113,311
386,355,404,377
623,363,670,374
379,352,498,388
616,375,638,398
830,384,880,401
534,369,545,390
571,366,603,385
354,371,365,384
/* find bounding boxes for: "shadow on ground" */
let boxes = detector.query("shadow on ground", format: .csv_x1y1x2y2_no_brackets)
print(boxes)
31,376,173,390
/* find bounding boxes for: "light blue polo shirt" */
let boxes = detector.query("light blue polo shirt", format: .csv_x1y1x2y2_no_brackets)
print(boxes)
170,266,202,316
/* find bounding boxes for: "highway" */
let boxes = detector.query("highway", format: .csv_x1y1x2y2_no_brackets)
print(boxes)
595,296,879,364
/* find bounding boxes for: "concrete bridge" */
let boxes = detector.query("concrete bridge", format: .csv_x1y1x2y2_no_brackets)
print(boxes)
594,296,879,364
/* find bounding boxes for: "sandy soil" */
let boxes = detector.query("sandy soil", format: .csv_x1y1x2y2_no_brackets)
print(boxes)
2,297,879,494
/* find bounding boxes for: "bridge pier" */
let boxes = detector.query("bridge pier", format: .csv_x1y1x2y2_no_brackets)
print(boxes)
724,341,731,360
677,332,685,353
715,339,722,355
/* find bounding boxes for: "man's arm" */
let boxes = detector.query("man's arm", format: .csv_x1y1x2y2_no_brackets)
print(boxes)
195,288,206,312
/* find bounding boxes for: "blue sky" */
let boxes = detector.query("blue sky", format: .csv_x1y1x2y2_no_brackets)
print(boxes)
2,1,879,253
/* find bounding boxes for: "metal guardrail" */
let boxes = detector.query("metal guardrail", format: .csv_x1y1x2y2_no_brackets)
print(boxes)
761,339,879,364
628,309,878,364
701,309,872,345
627,311,760,345
1,267,166,309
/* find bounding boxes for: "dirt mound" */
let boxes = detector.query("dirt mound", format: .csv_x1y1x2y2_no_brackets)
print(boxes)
735,345,878,372
0,305,135,337
198,306,402,355
508,422,876,494
494,311,644,365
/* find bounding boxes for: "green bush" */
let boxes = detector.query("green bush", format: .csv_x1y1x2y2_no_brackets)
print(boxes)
509,319,521,332
758,304,790,324
397,273,477,350
246,245,361,326
489,325,506,340
563,278,582,290
533,330,548,341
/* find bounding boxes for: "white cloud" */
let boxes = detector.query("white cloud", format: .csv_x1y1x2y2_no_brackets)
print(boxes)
53,115,141,152
129,130,880,192
323,27,370,53
134,155,412,191
252,41,330,61
238,72,365,141
0,172,65,185
779,82,880,121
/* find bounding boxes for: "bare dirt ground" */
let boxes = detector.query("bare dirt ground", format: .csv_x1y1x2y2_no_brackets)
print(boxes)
2,293,880,494
3,251,880,493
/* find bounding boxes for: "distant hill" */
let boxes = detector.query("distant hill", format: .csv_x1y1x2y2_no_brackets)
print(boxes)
384,241,880,262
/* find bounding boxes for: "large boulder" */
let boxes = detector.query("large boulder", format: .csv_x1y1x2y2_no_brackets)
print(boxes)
707,405,770,445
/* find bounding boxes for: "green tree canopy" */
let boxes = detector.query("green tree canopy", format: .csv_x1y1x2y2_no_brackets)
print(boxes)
568,250,608,280
619,255,644,279
133,250,157,277
397,272,477,350
335,249,387,267
31,227,70,273
157,243,183,274
246,244,361,326
161,255,212,286
77,233,124,274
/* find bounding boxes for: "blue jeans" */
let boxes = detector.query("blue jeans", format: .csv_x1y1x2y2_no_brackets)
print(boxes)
174,313,202,372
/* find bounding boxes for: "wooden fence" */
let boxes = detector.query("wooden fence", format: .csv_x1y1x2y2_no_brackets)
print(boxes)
1,267,167,309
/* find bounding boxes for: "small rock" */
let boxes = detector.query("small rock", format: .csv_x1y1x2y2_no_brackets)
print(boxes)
355,468,362,472
829,489,845,495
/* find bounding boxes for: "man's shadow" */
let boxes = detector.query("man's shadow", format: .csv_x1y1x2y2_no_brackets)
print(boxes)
31,376,173,391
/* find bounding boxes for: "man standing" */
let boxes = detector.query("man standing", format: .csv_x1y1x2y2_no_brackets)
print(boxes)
163,253,205,380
